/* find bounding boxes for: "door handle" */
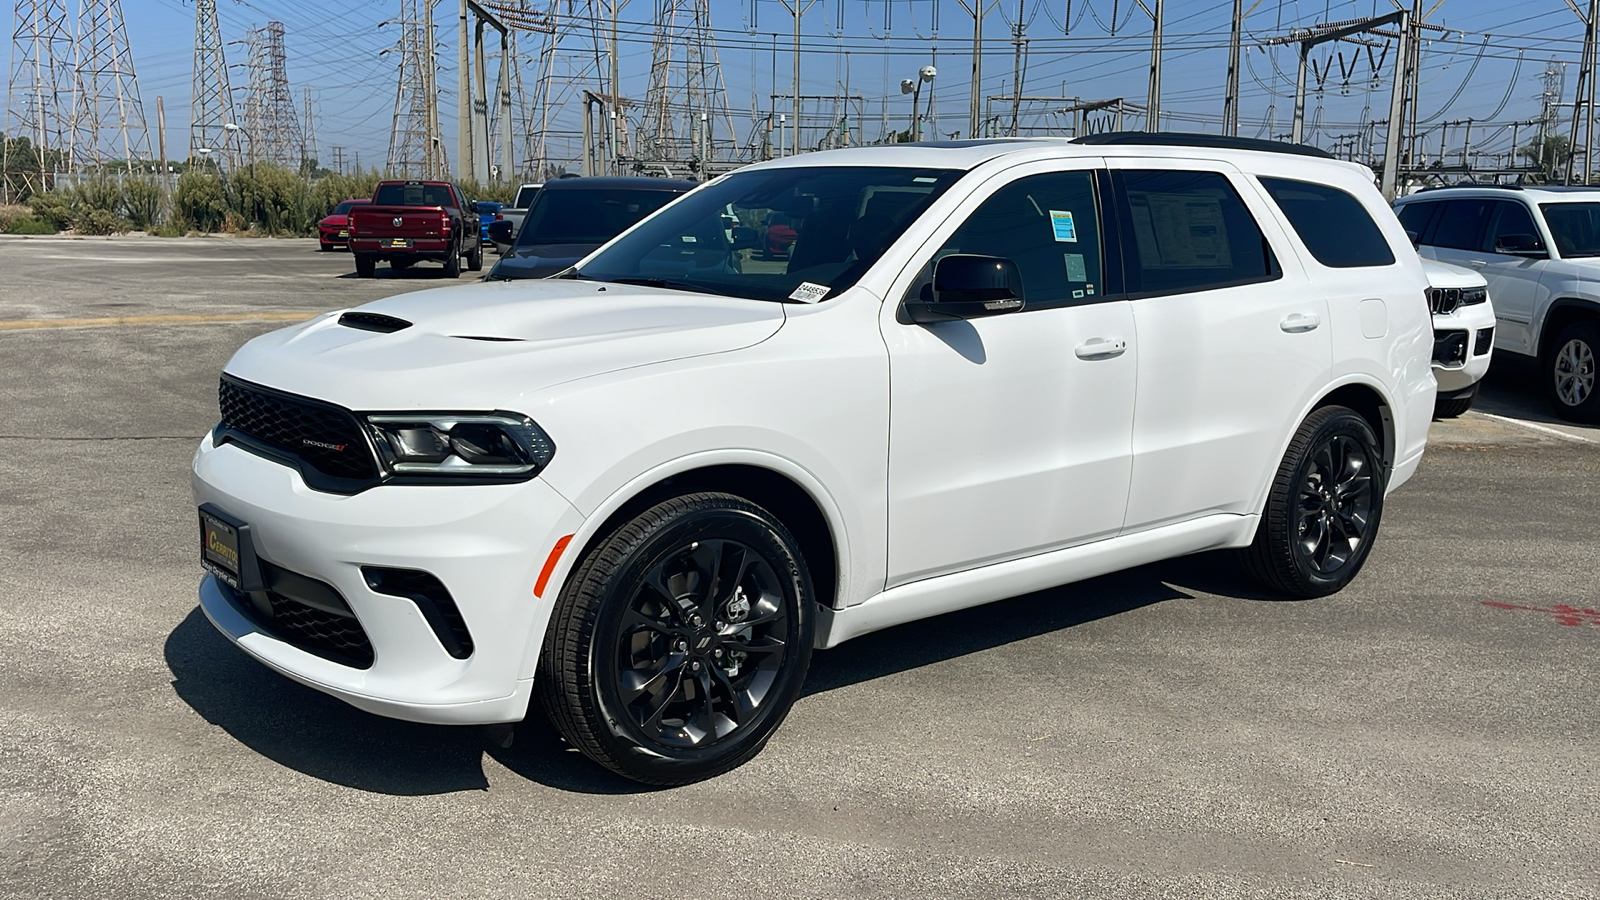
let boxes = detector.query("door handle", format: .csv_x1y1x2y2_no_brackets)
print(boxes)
1074,338,1127,360
1467,259,1488,269
1280,313,1321,333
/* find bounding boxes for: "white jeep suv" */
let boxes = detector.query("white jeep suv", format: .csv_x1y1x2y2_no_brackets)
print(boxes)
193,134,1436,784
1396,185,1600,421
1419,259,1495,417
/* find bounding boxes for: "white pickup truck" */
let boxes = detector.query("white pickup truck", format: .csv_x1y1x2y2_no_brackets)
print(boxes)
488,182,544,249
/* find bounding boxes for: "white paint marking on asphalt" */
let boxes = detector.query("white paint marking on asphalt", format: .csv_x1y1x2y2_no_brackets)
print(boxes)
1477,412,1599,444
33,254,272,263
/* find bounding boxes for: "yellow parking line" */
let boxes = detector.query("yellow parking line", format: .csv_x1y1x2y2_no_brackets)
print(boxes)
0,312,320,332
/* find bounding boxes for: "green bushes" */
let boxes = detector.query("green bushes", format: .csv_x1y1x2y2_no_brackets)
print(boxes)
19,166,529,236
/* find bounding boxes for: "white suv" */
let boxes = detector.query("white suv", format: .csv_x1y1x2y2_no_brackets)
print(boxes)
1420,259,1496,417
193,135,1436,784
1396,185,1600,421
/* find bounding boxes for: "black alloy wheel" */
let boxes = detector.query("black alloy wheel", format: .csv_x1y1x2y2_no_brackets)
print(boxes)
538,493,814,785
1545,320,1600,423
1243,406,1386,598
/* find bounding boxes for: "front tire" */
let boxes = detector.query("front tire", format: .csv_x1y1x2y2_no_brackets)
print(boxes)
1243,406,1386,599
1544,320,1600,422
538,493,815,785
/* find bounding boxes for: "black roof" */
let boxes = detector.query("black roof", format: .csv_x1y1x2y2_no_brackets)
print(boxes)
1072,131,1335,160
538,176,698,193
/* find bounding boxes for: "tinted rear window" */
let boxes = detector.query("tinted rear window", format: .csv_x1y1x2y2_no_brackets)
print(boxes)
373,183,456,207
1117,170,1279,296
1429,198,1493,251
517,188,682,246
1259,177,1395,268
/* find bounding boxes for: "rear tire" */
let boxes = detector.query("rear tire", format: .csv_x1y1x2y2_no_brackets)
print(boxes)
537,492,815,786
353,253,375,278
442,238,461,277
1242,406,1386,599
1434,386,1477,419
466,238,483,272
1544,320,1600,422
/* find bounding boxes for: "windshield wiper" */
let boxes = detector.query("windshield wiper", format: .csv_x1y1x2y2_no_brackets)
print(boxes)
603,276,705,291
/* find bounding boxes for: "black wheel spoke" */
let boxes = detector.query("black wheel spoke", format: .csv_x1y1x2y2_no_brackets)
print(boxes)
620,607,674,637
618,653,678,703
723,634,785,657
639,667,690,731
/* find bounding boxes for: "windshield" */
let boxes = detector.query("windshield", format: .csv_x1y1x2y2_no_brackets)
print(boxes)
575,166,964,302
331,200,362,216
1541,203,1600,257
515,188,682,248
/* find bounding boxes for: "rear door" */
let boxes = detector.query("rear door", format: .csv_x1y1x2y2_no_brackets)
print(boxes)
1107,160,1331,532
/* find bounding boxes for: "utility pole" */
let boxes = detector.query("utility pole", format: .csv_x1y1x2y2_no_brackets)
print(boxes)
1008,0,1024,136
1381,10,1411,199
155,95,166,183
1223,0,1256,136
775,0,815,161
1144,0,1162,131
6,0,74,191
956,0,997,139
69,0,151,172
189,0,234,168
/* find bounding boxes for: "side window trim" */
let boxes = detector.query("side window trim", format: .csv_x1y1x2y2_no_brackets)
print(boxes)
1108,168,1284,301
1096,168,1127,299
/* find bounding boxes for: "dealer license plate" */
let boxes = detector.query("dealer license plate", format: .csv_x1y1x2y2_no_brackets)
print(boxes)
388,237,412,248
200,510,243,588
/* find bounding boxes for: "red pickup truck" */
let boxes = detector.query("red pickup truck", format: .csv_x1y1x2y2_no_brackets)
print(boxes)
347,180,483,278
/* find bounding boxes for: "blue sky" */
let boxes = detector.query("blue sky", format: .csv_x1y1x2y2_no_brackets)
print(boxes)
7,0,1591,171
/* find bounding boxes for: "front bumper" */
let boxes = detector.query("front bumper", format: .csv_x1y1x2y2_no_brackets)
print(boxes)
192,434,584,724
1431,300,1497,394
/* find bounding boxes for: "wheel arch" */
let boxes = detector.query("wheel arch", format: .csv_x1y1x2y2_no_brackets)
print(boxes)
1313,381,1394,472
1538,298,1600,359
555,454,846,614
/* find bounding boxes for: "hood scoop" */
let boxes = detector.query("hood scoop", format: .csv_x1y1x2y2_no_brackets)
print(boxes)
452,334,524,342
339,311,413,334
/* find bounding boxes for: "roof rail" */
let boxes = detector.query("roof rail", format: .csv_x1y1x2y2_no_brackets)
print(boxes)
1070,131,1335,160
1414,182,1523,193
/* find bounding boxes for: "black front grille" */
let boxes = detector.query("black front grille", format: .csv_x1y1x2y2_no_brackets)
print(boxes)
1475,326,1495,356
265,591,376,668
1433,329,1469,367
217,376,379,488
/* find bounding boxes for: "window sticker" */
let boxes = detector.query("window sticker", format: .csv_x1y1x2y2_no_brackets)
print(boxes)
1132,193,1232,268
913,176,939,183
1073,289,1086,299
681,234,698,243
788,281,831,303
1049,209,1078,242
1063,253,1088,282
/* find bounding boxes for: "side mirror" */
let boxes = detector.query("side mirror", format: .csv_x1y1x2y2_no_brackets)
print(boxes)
1404,229,1420,248
730,226,759,250
487,220,514,247
467,200,479,214
1494,233,1546,257
903,254,1026,324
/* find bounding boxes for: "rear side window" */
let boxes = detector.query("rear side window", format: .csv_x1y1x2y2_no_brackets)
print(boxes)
1116,170,1279,296
1395,201,1439,240
1259,177,1395,268
1429,199,1493,251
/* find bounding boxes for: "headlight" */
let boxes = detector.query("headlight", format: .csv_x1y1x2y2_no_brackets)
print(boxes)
364,412,555,479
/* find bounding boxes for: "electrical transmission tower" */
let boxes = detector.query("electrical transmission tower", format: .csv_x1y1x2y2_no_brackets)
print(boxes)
302,86,317,168
240,22,303,169
69,0,151,171
189,0,236,167
386,0,445,178
639,0,738,167
6,0,73,193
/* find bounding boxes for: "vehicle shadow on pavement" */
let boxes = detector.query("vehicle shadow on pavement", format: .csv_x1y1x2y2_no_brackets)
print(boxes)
165,553,1272,797
800,551,1269,697
334,267,463,280
165,607,498,795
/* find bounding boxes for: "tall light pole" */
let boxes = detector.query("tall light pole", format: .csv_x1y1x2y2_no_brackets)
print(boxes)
900,66,937,142
224,122,254,176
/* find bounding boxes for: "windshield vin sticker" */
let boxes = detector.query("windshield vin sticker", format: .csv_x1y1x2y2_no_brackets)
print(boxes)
789,282,830,303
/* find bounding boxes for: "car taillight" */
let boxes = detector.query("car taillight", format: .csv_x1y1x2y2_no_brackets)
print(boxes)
440,212,451,234
495,213,503,221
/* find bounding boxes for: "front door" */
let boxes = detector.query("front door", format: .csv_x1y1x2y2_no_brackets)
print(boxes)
883,162,1137,586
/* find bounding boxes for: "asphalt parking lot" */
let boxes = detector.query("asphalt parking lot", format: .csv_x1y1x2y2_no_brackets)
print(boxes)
1,235,1596,899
